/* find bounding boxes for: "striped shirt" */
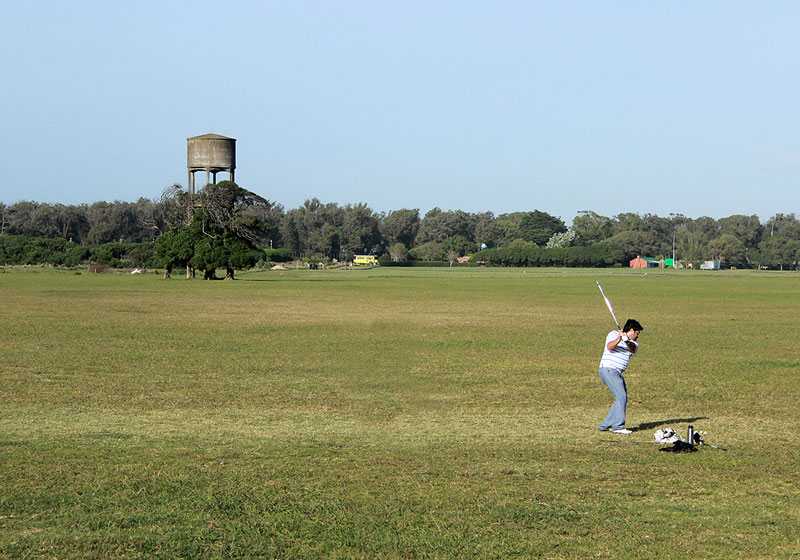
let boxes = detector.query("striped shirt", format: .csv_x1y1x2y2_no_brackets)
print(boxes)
599,330,639,372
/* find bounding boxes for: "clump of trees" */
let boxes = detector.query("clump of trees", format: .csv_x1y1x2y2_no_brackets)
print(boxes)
152,182,270,279
3,188,800,270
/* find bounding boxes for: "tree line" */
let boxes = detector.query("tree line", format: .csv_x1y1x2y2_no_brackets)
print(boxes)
2,183,800,270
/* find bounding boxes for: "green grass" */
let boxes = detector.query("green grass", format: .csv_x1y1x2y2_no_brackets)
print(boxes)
1,266,799,558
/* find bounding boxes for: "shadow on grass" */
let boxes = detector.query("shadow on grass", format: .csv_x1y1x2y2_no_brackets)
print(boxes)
631,417,708,432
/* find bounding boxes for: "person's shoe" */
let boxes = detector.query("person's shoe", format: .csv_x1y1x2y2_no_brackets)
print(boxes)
598,427,611,431
611,428,632,434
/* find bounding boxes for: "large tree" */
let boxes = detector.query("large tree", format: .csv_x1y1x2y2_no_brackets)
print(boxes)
340,203,381,258
242,200,285,249
415,208,475,245
611,212,646,235
493,213,524,246
718,214,762,250
191,226,261,280
193,181,268,279
518,210,566,246
707,234,746,266
153,181,268,279
441,235,474,257
139,184,190,238
278,199,380,259
380,209,420,248
758,235,800,270
152,225,201,278
571,211,613,245
282,198,343,258
605,230,662,262
85,201,145,245
472,211,497,249
765,213,800,240
198,181,268,243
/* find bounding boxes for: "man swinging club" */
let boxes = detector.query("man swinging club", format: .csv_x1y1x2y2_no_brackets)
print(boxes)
598,318,643,434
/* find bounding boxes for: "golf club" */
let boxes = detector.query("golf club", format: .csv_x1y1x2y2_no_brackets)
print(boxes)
595,280,621,330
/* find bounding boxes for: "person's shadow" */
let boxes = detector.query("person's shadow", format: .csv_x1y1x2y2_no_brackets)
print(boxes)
630,417,708,432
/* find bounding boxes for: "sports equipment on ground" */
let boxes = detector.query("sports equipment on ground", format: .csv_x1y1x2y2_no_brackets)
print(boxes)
595,280,621,329
603,425,727,451
654,428,679,443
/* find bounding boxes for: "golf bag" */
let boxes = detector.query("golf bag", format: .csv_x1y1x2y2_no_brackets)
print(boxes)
653,428,679,444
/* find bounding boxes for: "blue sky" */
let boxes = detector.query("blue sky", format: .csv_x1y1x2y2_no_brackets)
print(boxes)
2,1,799,226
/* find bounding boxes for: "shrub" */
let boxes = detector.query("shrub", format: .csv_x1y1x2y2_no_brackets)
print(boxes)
90,242,128,268
264,248,293,263
470,242,626,268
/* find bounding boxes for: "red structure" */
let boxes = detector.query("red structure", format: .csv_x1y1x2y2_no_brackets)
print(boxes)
629,256,657,268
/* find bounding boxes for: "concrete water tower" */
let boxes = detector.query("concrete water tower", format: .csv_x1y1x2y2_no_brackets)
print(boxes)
187,133,236,195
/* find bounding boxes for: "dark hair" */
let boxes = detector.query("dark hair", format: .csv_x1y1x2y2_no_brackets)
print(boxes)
623,319,643,332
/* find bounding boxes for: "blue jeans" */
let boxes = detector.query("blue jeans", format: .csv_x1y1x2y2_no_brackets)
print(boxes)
598,367,627,430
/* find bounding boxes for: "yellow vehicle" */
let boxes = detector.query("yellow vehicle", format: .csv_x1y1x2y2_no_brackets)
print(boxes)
353,255,379,265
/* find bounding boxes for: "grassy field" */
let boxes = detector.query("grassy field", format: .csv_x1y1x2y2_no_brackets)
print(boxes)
1,266,799,559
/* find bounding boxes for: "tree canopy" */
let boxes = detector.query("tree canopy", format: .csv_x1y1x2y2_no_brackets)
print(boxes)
3,185,799,269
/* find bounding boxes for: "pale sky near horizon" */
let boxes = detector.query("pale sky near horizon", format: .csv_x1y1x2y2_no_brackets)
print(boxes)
2,1,799,226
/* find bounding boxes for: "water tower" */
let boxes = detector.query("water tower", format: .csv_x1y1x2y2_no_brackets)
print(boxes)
187,133,236,195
